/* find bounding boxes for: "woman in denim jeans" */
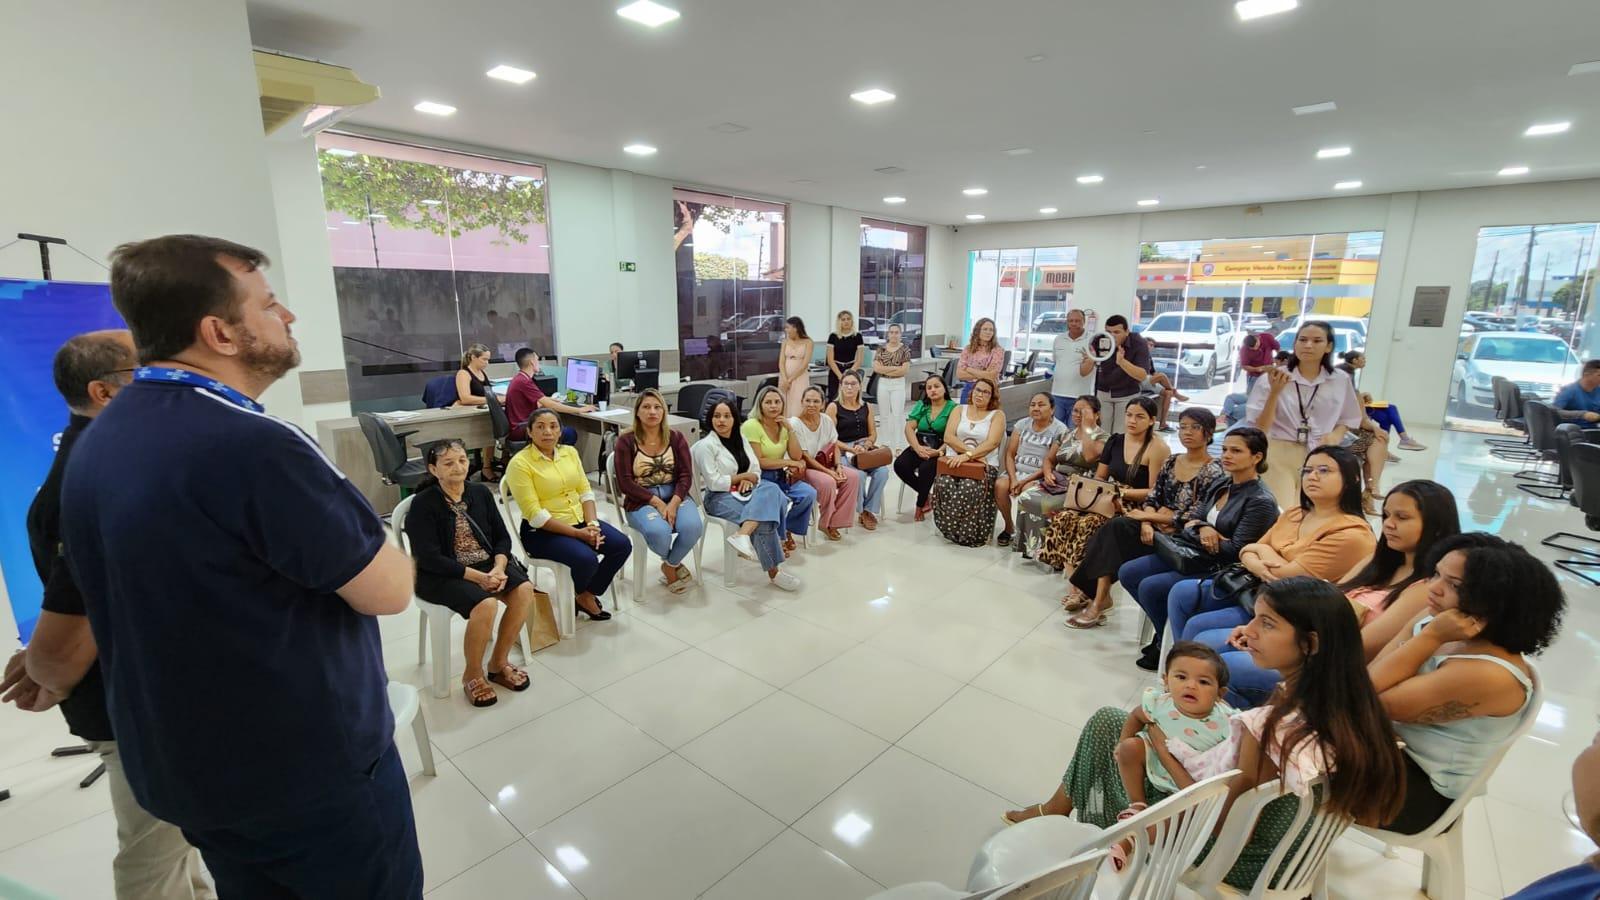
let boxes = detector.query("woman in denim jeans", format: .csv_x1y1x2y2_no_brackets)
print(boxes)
691,399,802,592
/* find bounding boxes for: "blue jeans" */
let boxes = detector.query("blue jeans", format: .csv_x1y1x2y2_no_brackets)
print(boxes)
1119,554,1187,650
959,381,976,403
844,454,890,516
625,485,704,566
1185,607,1280,708
1368,405,1406,435
182,743,423,899
520,520,632,598
702,483,788,571
760,469,817,538
1052,394,1076,425
1165,577,1233,648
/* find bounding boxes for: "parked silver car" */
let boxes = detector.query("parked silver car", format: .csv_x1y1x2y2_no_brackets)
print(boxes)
1449,332,1582,409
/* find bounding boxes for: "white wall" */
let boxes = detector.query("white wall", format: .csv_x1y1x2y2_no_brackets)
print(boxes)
931,180,1600,429
0,0,296,419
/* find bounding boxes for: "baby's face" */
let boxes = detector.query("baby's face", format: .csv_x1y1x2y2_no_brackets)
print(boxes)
1164,656,1222,717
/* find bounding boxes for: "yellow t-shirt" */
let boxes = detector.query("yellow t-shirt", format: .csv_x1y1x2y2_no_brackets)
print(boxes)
741,418,790,461
504,444,594,528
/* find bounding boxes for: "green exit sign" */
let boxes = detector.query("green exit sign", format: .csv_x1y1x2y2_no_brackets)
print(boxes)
618,261,637,272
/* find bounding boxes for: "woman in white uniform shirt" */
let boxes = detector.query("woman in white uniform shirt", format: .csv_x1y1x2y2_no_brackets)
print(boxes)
1246,320,1363,507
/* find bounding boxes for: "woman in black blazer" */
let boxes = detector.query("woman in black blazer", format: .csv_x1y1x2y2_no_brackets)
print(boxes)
1117,427,1281,670
403,440,537,707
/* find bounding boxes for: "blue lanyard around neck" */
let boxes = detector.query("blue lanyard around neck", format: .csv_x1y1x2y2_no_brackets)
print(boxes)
134,366,265,413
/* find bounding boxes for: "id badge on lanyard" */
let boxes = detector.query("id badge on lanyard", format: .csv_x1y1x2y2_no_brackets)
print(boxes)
1294,383,1319,446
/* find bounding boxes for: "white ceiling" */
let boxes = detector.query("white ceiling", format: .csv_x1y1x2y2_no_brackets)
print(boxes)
246,0,1600,227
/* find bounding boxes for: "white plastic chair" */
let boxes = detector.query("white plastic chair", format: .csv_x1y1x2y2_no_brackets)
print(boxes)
393,494,534,699
608,450,706,603
1182,776,1349,899
1351,664,1543,900
688,468,742,588
968,770,1238,900
386,681,436,776
869,849,1107,900
498,477,578,637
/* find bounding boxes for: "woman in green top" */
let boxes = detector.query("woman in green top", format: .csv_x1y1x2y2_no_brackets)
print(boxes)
740,385,817,551
893,374,956,520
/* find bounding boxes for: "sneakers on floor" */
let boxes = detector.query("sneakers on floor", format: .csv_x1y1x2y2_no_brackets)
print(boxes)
770,571,802,592
1398,437,1427,451
726,533,756,561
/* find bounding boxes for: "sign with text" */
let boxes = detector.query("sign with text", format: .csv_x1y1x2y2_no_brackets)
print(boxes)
1408,285,1450,327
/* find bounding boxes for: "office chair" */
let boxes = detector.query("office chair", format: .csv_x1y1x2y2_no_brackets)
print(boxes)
357,413,428,493
863,372,881,405
1515,402,1568,500
676,382,714,419
1543,440,1600,586
483,390,528,470
1488,378,1536,460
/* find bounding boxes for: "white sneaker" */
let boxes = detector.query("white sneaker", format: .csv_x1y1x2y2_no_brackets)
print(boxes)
770,571,802,592
727,533,756,561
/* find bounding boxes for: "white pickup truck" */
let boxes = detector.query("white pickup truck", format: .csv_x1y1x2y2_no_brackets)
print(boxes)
1140,311,1243,386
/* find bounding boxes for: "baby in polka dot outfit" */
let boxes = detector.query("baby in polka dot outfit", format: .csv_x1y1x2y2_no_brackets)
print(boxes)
1115,642,1237,816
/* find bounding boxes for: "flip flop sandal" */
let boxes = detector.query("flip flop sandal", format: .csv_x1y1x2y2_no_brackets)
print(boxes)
1065,610,1107,629
1062,594,1090,613
488,666,530,692
464,676,498,707
658,573,690,594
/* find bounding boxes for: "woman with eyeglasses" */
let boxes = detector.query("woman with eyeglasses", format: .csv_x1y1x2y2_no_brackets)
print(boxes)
404,440,537,707
1247,321,1363,508
1164,444,1375,706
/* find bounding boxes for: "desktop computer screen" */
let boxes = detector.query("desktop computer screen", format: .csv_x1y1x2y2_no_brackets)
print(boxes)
616,349,661,390
566,358,600,397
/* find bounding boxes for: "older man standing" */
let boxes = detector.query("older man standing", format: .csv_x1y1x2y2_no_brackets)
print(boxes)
59,235,421,898
1049,309,1095,425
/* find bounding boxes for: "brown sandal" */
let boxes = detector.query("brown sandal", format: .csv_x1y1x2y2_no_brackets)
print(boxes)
464,676,498,707
488,665,530,692
1062,592,1090,613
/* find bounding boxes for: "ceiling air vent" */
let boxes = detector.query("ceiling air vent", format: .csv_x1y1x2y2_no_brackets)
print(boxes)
254,49,379,137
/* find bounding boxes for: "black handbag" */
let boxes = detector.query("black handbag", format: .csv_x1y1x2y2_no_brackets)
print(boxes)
1152,531,1219,576
916,430,944,450
1210,563,1263,609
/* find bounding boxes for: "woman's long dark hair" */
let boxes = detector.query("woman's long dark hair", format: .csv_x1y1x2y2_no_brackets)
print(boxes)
1337,480,1460,608
703,399,750,473
1336,350,1364,384
1429,533,1566,655
966,317,998,354
1298,445,1364,515
1227,425,1270,474
1254,577,1406,824
785,316,808,339
1284,321,1336,374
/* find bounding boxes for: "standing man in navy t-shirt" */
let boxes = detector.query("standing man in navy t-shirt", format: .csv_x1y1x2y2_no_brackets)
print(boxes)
59,234,422,898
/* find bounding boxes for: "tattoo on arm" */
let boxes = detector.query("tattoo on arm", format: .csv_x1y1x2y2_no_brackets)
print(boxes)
1413,699,1475,724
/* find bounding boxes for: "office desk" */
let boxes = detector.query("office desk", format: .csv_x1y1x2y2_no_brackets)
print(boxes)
611,379,741,411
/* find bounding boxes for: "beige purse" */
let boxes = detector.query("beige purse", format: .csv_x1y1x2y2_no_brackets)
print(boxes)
1063,475,1119,518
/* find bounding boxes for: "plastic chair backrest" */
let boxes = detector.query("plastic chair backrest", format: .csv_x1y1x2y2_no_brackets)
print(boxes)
1571,442,1600,517
988,849,1106,900
392,494,415,551
1188,777,1350,899
1095,770,1237,899
358,413,407,476
484,389,511,441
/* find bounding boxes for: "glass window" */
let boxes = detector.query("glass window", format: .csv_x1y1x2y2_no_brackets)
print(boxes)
1447,222,1597,433
965,245,1079,371
859,219,926,355
673,188,787,380
316,134,553,412
1134,232,1384,415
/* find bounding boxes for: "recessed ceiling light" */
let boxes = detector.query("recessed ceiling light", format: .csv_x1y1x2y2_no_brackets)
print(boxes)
962,187,988,196
1235,0,1298,20
413,101,456,116
1292,101,1337,116
1251,244,1264,249
850,88,896,105
486,65,536,84
1002,147,1033,156
1524,121,1571,136
1498,165,1530,177
883,196,906,204
1039,207,1058,214
1568,60,1600,76
1316,146,1352,159
1076,174,1104,184
324,148,357,158
1026,54,1047,62
966,214,986,221
623,143,658,156
1195,164,1208,170
1333,180,1362,190
1264,251,1276,255
616,0,679,27
419,199,442,206
1137,198,1160,207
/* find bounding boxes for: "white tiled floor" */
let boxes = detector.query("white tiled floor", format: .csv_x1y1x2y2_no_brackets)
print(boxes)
0,425,1595,898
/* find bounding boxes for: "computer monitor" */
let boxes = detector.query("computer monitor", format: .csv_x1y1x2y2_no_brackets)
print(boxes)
565,358,600,398
929,345,946,358
616,349,661,391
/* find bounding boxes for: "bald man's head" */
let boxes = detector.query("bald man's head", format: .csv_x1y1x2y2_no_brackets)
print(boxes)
54,329,136,415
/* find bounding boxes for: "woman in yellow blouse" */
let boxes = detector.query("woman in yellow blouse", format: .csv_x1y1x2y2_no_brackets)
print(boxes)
505,409,632,619
740,385,817,553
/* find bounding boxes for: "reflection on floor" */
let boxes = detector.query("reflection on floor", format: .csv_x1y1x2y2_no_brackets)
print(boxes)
0,426,1594,899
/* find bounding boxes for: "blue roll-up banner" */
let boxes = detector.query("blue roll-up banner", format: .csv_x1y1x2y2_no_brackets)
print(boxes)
0,277,124,642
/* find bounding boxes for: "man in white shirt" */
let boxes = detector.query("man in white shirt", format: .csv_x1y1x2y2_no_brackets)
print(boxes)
1049,309,1095,424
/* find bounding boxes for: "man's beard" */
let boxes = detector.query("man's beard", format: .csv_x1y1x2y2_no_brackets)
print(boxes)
238,327,301,381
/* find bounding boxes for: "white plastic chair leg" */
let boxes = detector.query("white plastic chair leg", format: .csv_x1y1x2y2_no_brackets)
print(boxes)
415,606,427,666
631,526,648,604
411,708,436,776
427,606,452,700
1421,826,1464,900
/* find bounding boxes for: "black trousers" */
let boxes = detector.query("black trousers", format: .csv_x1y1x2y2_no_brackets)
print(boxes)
1378,751,1455,835
894,447,939,506
1068,515,1158,596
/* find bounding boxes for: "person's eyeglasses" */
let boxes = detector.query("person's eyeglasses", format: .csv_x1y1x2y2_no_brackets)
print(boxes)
96,367,138,381
1300,465,1336,479
1177,423,1205,433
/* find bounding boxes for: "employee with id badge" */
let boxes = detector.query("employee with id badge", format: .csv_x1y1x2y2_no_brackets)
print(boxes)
1245,321,1362,507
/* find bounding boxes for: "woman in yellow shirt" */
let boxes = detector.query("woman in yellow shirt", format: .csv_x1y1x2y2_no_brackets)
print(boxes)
740,385,816,553
505,409,632,619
